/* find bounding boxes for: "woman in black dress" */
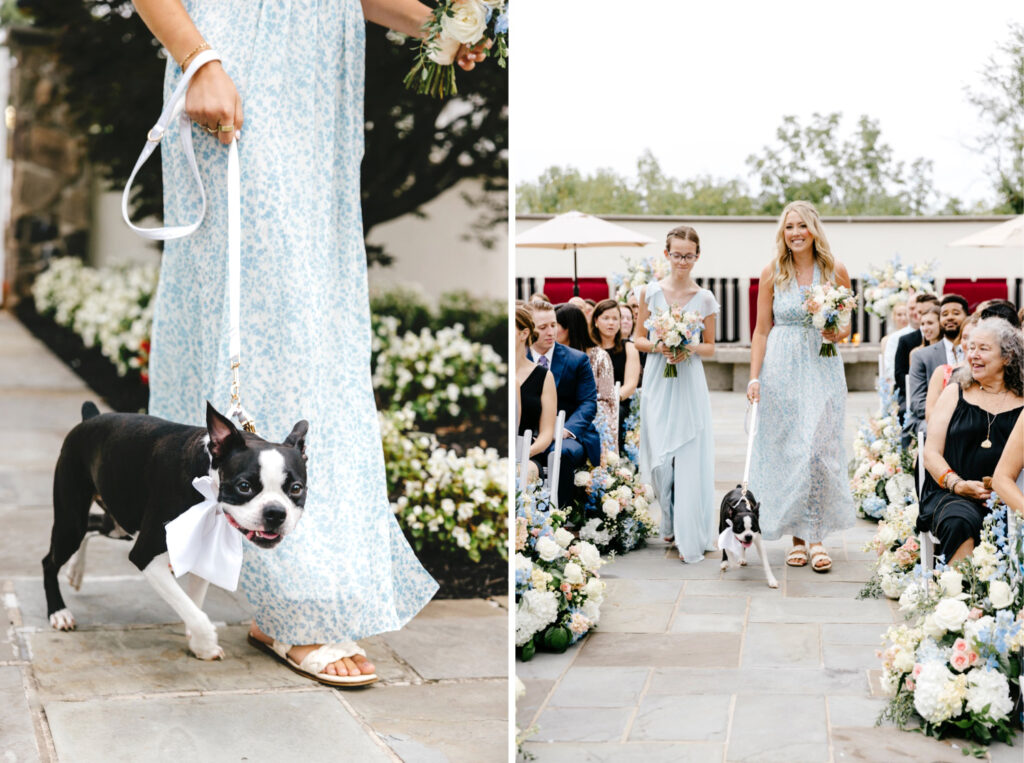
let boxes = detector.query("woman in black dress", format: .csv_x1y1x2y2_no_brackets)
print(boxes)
921,318,1024,563
591,299,640,451
516,304,556,484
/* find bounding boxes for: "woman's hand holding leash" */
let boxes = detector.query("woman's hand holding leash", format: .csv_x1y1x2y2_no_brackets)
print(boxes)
747,379,760,403
187,61,243,146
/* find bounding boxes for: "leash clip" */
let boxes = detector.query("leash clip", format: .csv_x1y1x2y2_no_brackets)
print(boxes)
146,126,164,143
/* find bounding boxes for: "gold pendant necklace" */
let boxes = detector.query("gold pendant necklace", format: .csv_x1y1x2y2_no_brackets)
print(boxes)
981,410,994,449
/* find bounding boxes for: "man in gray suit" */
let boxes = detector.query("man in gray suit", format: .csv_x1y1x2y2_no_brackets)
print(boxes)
904,294,969,437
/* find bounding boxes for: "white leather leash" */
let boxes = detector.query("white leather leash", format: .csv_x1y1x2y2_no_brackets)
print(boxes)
741,401,758,491
122,50,255,433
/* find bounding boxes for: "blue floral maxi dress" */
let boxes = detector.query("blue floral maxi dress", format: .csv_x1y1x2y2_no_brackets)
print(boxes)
149,0,438,644
749,264,856,541
638,283,719,562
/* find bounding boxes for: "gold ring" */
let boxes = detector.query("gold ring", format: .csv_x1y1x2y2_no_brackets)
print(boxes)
217,124,235,132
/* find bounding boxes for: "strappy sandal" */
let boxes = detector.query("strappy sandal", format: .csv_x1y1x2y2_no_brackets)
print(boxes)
247,633,378,687
808,544,832,573
786,543,808,567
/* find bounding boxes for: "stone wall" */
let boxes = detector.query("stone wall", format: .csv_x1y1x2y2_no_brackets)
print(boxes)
4,26,90,305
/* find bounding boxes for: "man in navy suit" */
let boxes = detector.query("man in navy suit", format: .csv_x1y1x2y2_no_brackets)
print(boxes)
529,301,600,507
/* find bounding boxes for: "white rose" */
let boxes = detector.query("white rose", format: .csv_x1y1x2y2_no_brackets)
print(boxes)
584,577,604,601
563,562,584,585
880,572,903,599
989,580,1014,609
553,527,574,549
574,472,591,487
922,613,946,640
440,0,488,44
938,570,964,598
535,536,563,563
575,540,603,572
602,498,622,519
932,598,969,633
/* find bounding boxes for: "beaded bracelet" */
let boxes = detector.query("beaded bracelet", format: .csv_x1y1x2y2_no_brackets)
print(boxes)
939,468,956,488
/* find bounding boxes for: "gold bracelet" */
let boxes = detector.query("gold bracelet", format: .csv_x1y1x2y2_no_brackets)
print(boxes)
179,40,211,71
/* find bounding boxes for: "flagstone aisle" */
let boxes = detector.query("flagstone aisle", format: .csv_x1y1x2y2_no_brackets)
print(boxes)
0,311,507,763
518,390,1019,762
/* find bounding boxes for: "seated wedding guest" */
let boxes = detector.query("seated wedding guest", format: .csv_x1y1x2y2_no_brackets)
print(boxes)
880,299,911,385
618,302,634,340
529,301,600,507
894,292,939,411
516,305,556,484
925,315,978,423
591,299,641,452
555,303,617,456
992,413,1024,516
920,318,1024,564
623,294,648,379
979,299,1022,329
567,296,594,322
529,291,551,304
906,297,967,435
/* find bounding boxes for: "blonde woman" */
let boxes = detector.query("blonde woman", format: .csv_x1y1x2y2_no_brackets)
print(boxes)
747,201,855,572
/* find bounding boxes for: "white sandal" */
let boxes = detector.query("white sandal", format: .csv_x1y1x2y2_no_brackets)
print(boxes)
248,634,378,686
808,544,832,573
786,543,808,567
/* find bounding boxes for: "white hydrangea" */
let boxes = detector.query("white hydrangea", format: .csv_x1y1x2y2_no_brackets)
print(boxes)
515,590,558,646
965,668,1014,721
913,662,964,724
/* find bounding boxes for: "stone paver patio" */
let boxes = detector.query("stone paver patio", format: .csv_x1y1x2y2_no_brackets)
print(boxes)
0,311,508,762
518,389,1019,762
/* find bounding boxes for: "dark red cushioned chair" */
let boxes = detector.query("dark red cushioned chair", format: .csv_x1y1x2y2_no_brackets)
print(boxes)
542,278,610,304
940,279,1008,313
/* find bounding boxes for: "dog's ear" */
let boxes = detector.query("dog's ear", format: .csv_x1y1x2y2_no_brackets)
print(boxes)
206,402,246,461
284,420,309,461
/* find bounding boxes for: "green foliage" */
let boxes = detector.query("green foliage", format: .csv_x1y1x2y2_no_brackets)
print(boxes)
964,22,1024,214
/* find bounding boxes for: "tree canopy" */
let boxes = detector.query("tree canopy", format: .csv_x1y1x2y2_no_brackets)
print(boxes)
518,112,969,217
15,0,507,264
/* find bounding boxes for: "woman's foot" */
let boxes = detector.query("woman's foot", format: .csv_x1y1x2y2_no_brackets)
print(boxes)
248,622,375,677
786,543,809,567
808,543,832,573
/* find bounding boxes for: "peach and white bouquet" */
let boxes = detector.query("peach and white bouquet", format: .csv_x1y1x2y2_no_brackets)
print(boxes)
801,281,857,357
644,305,706,377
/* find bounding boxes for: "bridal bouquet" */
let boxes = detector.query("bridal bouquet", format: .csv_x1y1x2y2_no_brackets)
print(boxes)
403,0,509,98
801,281,857,357
645,306,705,377
862,255,938,319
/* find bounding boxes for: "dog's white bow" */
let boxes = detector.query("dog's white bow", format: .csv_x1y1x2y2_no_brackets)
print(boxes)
165,476,243,591
718,519,745,557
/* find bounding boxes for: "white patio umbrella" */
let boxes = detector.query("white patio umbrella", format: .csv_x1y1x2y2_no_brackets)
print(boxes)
516,210,655,296
948,215,1024,248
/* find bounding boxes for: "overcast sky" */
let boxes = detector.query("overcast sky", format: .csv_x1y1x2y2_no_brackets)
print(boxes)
510,1,1021,209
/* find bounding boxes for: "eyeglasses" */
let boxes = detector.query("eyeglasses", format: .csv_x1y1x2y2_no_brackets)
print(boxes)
667,253,699,262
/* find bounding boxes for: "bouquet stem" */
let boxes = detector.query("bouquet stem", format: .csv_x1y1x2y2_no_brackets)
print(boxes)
663,364,678,378
819,339,837,358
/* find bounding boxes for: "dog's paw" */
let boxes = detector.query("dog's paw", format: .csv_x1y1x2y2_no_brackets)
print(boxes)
767,577,779,589
49,609,76,631
720,560,729,572
739,559,748,567
188,627,223,660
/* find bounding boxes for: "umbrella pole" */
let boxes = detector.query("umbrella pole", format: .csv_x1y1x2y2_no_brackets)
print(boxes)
573,244,580,296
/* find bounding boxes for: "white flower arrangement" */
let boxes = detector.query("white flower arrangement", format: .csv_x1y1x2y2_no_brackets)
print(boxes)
372,321,506,423
515,484,606,659
861,255,938,319
382,408,507,563
850,381,917,521
610,256,669,304
32,257,158,380
877,499,1023,745
573,452,657,555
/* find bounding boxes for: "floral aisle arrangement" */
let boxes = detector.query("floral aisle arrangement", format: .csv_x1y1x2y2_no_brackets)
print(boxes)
878,501,1024,746
401,0,508,98
644,306,706,377
380,408,507,563
32,257,158,381
849,381,917,520
372,322,506,424
862,255,939,319
622,393,641,467
573,452,657,554
860,498,921,600
515,485,606,660
801,281,857,357
610,255,669,303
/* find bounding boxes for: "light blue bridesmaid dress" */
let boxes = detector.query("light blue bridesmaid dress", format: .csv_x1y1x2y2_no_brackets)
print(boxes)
638,282,718,563
749,263,856,541
149,0,438,643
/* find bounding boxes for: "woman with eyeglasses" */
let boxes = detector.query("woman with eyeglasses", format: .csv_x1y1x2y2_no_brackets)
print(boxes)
747,201,855,573
633,225,718,564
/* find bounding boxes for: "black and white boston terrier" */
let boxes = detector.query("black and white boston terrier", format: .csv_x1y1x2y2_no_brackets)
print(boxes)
718,484,778,589
43,402,308,659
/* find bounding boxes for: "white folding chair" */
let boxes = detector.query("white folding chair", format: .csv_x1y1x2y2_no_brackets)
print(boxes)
515,430,531,493
917,431,941,569
613,381,622,450
545,410,566,509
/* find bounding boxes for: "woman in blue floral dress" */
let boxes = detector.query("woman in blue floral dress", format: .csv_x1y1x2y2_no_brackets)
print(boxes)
134,0,487,683
747,201,856,573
